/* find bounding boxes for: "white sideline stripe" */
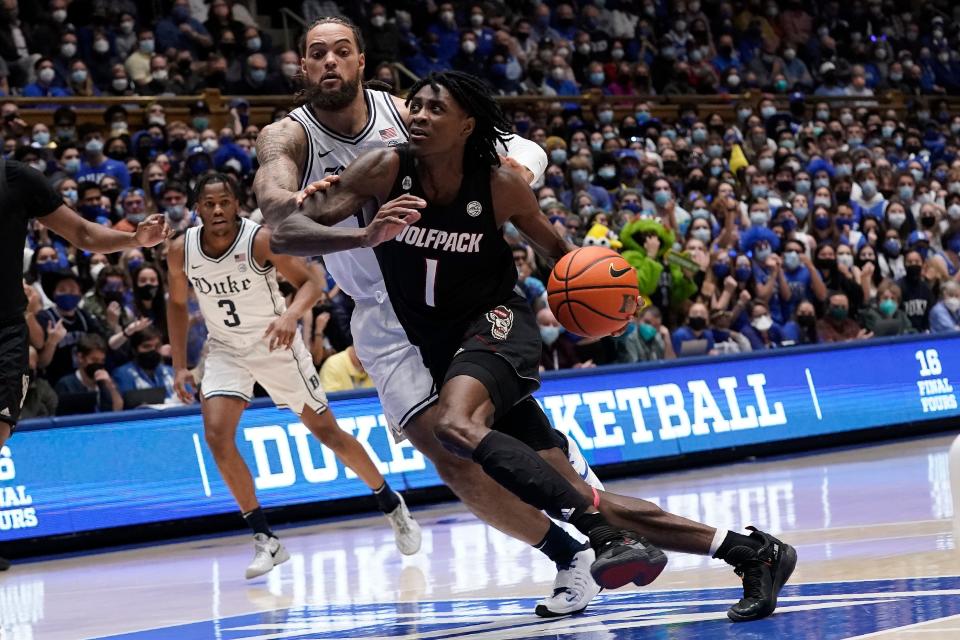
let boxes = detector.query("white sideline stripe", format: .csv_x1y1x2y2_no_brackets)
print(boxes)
193,433,211,497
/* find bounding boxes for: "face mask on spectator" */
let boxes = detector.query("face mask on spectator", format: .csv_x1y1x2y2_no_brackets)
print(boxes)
61,42,77,58
761,106,776,119
32,130,50,146
136,349,162,370
837,253,854,268
735,266,752,281
757,158,774,173
816,109,830,121
52,9,67,22
38,67,56,84
120,20,134,34
879,298,897,317
638,323,657,341
947,204,960,220
282,62,300,79
794,179,810,194
60,188,77,205
751,314,773,331
749,209,769,226
945,297,960,312
598,166,616,180
71,69,87,83
909,168,924,183
828,305,848,321
898,185,914,200
139,39,154,54
782,250,800,270
247,37,261,51
860,180,877,198
549,149,567,165
112,78,128,92
811,195,830,208
653,190,671,206
93,39,109,54
590,72,605,86
55,292,81,311
36,258,59,273
29,159,45,173
571,169,588,184
691,227,711,243
539,325,561,346
713,262,730,279
885,212,906,230
688,316,706,331
751,184,768,199
611,48,624,60
166,203,187,221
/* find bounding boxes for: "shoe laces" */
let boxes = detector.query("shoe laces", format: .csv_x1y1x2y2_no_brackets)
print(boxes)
552,551,591,600
734,561,766,601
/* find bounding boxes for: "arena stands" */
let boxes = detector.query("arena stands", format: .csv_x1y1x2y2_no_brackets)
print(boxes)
7,0,960,417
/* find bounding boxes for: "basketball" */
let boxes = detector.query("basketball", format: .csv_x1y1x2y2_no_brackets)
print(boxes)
547,246,640,338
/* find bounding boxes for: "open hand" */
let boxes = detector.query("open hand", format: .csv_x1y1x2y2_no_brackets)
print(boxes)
295,175,342,208
174,368,197,404
263,313,298,351
364,195,424,248
134,214,170,247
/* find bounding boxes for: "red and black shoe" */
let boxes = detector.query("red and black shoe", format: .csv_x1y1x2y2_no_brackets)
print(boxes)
587,527,668,589
726,527,797,622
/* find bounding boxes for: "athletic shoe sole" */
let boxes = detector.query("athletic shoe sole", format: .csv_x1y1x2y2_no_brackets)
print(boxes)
727,543,798,622
534,602,591,618
590,543,668,589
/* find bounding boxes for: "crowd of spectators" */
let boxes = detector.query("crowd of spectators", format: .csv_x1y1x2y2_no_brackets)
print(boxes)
10,0,960,419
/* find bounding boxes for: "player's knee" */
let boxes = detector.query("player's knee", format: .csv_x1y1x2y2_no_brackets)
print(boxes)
434,409,484,458
204,425,235,457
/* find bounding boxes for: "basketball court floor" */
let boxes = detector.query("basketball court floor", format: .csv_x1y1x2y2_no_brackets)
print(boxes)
3,432,960,639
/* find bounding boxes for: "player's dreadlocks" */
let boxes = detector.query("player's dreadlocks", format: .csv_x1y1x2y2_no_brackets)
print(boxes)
406,71,512,170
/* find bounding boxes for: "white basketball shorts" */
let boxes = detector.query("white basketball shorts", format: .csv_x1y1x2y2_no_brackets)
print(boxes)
201,333,328,415
350,296,438,437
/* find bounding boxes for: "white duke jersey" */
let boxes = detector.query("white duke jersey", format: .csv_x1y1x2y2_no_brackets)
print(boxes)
184,217,287,348
287,89,409,300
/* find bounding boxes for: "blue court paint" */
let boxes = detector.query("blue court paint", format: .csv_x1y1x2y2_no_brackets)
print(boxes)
95,576,960,639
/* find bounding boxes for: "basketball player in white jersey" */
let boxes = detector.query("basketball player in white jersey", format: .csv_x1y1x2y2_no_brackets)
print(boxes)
254,17,602,616
166,173,421,580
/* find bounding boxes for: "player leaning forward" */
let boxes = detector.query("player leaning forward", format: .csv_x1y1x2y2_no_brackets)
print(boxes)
269,68,798,623
166,174,420,579
254,17,608,617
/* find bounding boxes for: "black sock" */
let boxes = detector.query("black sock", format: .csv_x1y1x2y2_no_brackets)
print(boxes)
373,481,402,513
242,507,274,537
472,430,591,515
567,509,621,550
713,531,762,564
534,522,588,568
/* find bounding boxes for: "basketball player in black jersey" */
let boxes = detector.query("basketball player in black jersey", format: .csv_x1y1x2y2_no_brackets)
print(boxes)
271,70,797,622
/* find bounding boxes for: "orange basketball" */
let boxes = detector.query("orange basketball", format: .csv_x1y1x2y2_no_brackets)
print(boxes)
547,246,640,338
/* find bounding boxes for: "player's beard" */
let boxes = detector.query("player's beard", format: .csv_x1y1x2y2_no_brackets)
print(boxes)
301,72,361,112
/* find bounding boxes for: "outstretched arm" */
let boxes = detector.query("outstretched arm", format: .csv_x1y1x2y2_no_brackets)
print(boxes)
268,147,402,256
493,167,574,261
43,207,167,253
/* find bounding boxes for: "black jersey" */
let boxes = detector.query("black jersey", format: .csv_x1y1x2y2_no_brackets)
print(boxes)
0,159,63,326
374,146,517,370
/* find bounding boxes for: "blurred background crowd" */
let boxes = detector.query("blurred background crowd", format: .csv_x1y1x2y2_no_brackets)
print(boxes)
9,0,960,419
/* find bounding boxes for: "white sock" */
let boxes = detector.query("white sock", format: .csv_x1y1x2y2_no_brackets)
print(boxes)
709,528,727,556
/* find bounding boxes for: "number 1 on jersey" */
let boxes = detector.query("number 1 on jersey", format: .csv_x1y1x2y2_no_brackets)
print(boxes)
425,258,438,307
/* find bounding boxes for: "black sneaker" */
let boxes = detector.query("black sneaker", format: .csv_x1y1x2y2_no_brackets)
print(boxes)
727,527,797,622
0,556,10,572
588,527,668,589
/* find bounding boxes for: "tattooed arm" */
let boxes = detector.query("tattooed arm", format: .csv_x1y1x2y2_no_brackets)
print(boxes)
268,147,405,256
253,118,306,229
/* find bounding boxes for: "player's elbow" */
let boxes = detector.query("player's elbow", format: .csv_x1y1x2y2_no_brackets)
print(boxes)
270,220,302,255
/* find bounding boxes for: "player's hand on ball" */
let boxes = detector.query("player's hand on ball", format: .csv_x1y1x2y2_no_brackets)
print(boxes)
264,314,298,351
174,368,197,404
364,195,425,248
296,175,342,207
134,214,170,247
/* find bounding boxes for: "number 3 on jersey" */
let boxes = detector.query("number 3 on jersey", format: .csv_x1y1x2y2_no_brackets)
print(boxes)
219,299,241,327
425,258,438,307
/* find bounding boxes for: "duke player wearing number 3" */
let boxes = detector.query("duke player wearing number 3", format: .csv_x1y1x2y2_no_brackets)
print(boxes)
272,69,799,623
165,174,420,579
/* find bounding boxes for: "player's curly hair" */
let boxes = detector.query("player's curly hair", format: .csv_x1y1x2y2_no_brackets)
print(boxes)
405,71,511,170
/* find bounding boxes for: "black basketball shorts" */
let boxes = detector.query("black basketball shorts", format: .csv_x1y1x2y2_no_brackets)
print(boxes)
442,294,542,422
0,322,30,430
